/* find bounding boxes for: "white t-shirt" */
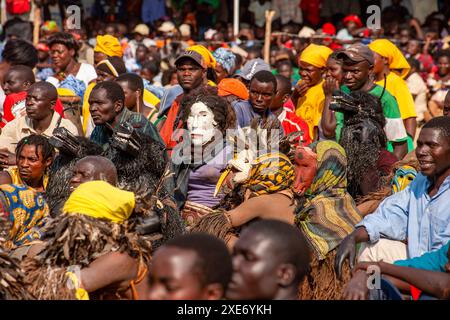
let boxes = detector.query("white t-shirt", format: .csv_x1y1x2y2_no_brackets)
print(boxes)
249,1,272,27
47,63,97,89
406,72,428,121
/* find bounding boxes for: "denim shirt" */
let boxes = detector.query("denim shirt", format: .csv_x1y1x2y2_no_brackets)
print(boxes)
356,173,450,258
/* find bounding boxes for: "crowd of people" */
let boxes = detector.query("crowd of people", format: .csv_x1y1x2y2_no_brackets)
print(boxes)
0,0,450,301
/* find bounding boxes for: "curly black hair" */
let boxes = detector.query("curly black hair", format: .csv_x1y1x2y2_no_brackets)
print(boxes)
16,134,55,162
47,32,80,58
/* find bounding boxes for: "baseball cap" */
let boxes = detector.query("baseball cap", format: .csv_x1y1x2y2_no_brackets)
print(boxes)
175,50,207,69
133,24,150,36
336,43,374,65
240,58,271,81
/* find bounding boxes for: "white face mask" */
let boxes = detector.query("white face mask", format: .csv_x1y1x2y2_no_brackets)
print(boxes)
187,102,217,146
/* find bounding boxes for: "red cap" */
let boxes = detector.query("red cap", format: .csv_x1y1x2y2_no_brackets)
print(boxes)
322,23,336,35
343,15,363,28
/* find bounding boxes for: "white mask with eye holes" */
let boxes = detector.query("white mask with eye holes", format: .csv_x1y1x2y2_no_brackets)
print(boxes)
187,102,218,146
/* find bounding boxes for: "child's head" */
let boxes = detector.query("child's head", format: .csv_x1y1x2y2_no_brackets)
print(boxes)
276,60,293,80
115,73,144,110
140,61,160,83
270,75,292,111
2,65,35,95
407,57,421,75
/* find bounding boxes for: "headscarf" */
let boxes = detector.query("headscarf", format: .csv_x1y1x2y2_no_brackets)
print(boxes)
213,48,236,74
59,75,86,100
63,181,135,224
299,44,333,69
187,45,217,69
295,140,362,260
343,15,363,28
41,20,59,32
96,56,127,78
243,153,295,196
0,184,49,248
368,39,411,78
94,35,123,58
218,78,249,100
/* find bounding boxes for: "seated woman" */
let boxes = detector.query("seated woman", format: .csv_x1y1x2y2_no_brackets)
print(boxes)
0,135,54,192
193,140,363,299
172,94,235,225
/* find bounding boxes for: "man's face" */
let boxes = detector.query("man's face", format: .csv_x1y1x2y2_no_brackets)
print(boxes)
278,64,293,80
298,61,322,87
17,145,50,184
342,60,371,91
176,59,205,91
270,80,289,110
116,81,138,110
69,159,98,192
437,56,450,77
147,247,212,300
3,70,28,95
226,230,280,300
89,88,121,125
136,46,149,63
25,87,54,120
249,79,275,114
416,128,450,177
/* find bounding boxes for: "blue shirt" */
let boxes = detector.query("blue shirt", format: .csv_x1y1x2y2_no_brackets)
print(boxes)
356,173,450,258
394,241,449,272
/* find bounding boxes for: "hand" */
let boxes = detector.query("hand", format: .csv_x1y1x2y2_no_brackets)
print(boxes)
294,80,309,98
342,269,369,300
0,148,15,168
323,76,338,97
334,231,357,279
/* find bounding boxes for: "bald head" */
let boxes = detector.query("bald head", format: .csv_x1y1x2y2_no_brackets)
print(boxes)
28,81,58,101
69,156,118,192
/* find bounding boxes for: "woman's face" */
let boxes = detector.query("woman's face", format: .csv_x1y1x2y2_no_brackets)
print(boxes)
406,40,420,56
50,43,74,71
326,59,343,83
136,46,149,63
215,63,228,83
95,68,115,82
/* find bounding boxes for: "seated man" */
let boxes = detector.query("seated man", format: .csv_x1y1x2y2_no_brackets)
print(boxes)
69,155,118,192
0,134,54,192
335,116,450,276
147,233,232,300
344,240,450,300
0,82,78,159
225,219,310,300
88,81,163,149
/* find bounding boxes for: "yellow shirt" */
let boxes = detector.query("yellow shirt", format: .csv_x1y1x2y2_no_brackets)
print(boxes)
375,72,417,120
7,167,49,190
295,80,325,139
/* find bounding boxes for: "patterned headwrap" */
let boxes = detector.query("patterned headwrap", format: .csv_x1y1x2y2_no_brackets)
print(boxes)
295,140,362,260
59,75,86,100
243,153,295,196
213,48,236,74
0,184,49,249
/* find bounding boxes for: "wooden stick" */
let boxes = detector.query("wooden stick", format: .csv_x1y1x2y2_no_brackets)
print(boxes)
263,10,275,64
33,6,41,45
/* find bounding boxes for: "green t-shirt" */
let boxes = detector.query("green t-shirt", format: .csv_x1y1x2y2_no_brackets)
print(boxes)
335,85,412,152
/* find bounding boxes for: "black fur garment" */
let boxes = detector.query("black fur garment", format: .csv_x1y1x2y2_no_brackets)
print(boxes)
46,136,103,216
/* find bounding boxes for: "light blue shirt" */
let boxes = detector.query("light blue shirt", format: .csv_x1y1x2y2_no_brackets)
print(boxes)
356,173,450,258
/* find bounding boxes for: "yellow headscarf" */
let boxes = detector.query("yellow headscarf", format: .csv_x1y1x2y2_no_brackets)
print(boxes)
63,181,135,224
187,45,217,69
244,153,295,196
368,39,410,78
94,35,123,58
299,44,333,69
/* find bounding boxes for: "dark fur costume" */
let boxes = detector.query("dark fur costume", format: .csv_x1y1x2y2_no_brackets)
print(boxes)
331,90,388,198
46,128,103,216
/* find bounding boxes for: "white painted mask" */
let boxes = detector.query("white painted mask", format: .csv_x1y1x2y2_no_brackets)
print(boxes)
187,102,218,146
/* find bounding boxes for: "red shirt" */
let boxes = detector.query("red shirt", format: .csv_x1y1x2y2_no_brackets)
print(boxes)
278,107,312,146
1,91,64,128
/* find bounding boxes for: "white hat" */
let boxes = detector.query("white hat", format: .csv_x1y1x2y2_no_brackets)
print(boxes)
133,24,150,36
158,21,175,33
298,26,316,38
204,28,218,40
